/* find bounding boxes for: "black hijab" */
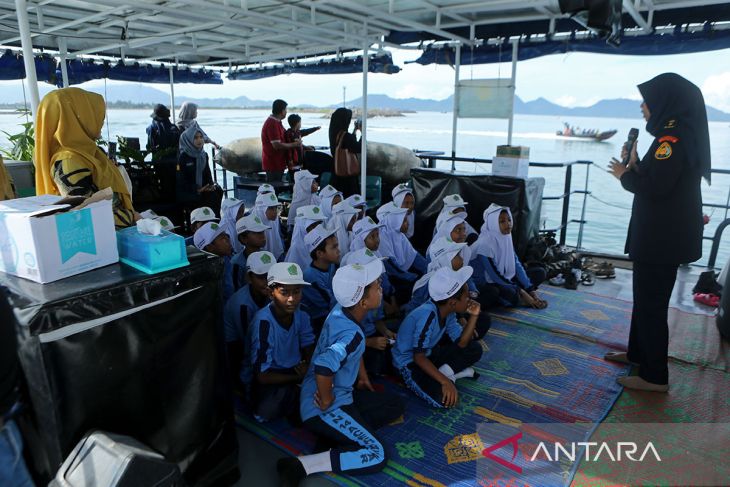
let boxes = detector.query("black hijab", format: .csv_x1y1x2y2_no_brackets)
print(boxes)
329,107,353,155
637,73,711,184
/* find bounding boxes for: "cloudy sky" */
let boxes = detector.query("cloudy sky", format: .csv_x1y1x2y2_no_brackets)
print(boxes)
3,45,730,111
168,46,730,111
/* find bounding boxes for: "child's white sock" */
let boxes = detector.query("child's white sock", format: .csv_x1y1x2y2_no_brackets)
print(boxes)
438,364,456,382
298,451,332,475
453,367,476,380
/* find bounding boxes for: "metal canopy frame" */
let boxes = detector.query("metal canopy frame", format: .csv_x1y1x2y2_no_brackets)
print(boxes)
3,0,728,198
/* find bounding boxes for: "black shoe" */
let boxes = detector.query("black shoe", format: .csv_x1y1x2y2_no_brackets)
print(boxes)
277,457,306,487
564,269,579,290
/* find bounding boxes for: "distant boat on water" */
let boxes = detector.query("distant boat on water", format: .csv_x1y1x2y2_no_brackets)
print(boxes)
557,123,617,141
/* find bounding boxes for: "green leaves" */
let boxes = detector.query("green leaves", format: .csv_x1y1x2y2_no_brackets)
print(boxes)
0,110,35,162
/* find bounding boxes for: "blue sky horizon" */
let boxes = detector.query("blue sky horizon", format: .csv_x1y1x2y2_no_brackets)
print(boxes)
2,46,730,111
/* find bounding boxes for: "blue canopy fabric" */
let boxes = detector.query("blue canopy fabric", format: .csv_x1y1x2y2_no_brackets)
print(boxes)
56,60,222,86
412,27,730,66
227,53,400,80
0,50,58,82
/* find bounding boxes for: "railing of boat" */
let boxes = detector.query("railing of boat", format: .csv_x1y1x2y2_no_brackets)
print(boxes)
212,150,730,270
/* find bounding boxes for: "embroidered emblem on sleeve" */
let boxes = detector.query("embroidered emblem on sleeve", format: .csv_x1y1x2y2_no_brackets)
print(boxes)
655,141,672,160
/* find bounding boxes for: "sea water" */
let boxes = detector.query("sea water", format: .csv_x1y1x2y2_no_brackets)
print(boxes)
2,108,728,267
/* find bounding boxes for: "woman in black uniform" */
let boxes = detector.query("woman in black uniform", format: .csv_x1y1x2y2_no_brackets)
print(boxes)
607,73,711,392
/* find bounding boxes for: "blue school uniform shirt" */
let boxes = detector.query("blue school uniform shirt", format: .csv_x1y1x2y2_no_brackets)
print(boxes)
222,256,234,302
302,264,337,320
392,300,463,370
231,250,248,292
223,285,268,382
250,303,316,375
359,303,385,337
300,305,366,422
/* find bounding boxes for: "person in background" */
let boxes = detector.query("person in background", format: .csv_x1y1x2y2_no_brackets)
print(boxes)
253,192,285,261
34,87,137,228
277,260,405,486
249,263,315,422
0,289,34,487
177,102,220,149
220,198,247,254
605,73,710,392
302,225,341,333
328,107,361,197
231,213,270,292
0,155,17,201
146,103,180,162
262,99,302,183
471,205,547,310
285,114,320,168
193,222,235,302
288,170,320,232
178,125,223,219
392,266,483,409
223,251,275,396
392,183,415,239
285,205,328,270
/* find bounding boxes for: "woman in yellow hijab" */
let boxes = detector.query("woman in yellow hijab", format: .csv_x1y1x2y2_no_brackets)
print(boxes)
34,87,136,228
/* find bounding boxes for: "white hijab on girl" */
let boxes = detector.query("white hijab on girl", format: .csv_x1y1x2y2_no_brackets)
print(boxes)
288,170,319,229
474,204,516,280
253,192,285,260
391,183,415,238
376,202,417,271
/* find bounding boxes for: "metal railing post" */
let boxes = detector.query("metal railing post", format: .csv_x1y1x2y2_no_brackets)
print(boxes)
576,162,590,249
559,164,572,246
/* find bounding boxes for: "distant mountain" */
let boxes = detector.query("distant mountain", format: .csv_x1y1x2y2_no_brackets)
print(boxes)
1,84,729,121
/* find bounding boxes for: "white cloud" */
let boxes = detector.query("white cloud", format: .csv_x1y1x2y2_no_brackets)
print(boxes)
702,72,730,112
554,95,577,107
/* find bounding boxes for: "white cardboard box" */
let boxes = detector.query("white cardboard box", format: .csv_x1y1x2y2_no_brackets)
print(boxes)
0,192,119,283
492,156,530,179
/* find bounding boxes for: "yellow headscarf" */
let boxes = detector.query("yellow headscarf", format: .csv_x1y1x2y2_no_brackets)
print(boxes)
0,155,17,200
34,88,132,210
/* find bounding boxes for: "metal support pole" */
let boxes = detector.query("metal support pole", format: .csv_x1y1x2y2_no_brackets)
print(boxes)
559,164,573,246
15,0,40,117
58,37,69,88
360,41,369,198
507,39,518,146
169,65,176,123
450,43,461,172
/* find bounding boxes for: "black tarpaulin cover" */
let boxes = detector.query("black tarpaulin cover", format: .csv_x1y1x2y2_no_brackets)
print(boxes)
2,248,238,485
410,168,545,258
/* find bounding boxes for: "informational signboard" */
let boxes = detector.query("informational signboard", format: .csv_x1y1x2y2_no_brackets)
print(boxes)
457,79,514,119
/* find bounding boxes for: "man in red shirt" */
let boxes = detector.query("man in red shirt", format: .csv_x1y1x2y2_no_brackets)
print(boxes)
261,99,302,182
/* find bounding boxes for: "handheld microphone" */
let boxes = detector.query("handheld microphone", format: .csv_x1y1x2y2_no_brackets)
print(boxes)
622,128,639,166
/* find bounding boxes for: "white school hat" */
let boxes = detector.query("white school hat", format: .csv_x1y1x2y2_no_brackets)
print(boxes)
153,216,178,230
221,197,244,214
345,194,367,208
429,237,468,262
391,183,412,199
319,184,341,200
428,266,473,301
341,248,387,266
193,222,226,250
333,260,385,308
332,201,359,218
442,194,469,208
246,251,276,275
304,224,338,253
267,262,310,286
257,183,275,195
236,214,270,234
190,206,218,224
296,205,328,221
255,192,281,208
376,202,407,220
352,216,384,241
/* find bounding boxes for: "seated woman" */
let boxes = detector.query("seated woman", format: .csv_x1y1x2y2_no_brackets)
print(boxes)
178,124,223,220
35,88,136,228
471,204,547,309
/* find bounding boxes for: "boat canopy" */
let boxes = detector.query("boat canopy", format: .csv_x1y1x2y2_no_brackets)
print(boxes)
228,53,399,80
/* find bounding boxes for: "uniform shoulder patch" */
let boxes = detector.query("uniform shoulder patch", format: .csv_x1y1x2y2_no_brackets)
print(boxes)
664,119,677,129
658,135,679,144
655,141,672,160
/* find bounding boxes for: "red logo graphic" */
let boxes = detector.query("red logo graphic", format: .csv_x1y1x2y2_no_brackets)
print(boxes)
482,432,523,474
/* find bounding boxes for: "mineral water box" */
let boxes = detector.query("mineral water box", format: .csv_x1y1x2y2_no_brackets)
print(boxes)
492,145,530,179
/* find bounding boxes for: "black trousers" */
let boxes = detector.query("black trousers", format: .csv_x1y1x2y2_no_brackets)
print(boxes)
251,371,300,422
402,340,482,408
627,261,678,385
479,266,548,308
303,390,404,475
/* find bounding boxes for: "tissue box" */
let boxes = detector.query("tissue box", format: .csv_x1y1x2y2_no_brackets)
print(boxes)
116,226,189,274
492,145,530,179
0,193,119,283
